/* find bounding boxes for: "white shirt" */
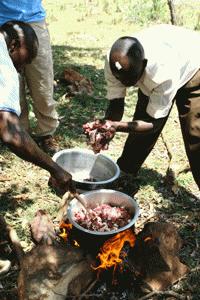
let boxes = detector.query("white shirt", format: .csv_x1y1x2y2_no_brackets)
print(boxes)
0,32,20,116
104,24,200,119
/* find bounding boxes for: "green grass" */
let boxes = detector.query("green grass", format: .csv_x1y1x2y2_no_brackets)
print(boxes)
0,0,200,298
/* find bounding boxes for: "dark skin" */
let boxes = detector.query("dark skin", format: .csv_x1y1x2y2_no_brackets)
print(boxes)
103,51,154,133
110,52,147,87
83,113,153,153
0,29,74,194
105,98,154,132
106,52,150,130
83,52,153,151
0,112,74,193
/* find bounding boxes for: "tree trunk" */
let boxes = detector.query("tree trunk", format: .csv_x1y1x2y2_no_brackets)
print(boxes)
167,0,177,25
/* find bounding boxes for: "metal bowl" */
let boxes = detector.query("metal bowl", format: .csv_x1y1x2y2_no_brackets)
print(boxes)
52,149,120,190
67,189,140,237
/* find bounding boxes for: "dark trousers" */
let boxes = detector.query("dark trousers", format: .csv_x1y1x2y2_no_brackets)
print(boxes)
117,70,200,189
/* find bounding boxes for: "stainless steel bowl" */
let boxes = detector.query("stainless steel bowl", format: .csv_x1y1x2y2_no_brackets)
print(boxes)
52,149,120,190
67,189,140,237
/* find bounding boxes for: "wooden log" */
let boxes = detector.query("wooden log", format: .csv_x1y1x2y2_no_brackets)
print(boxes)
18,244,95,300
129,222,189,291
17,209,95,299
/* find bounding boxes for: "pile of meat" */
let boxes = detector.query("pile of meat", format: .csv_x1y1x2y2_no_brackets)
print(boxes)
73,204,132,232
83,120,115,153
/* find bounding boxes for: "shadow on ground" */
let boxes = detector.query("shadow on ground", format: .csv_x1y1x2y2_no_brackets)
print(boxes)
51,45,108,148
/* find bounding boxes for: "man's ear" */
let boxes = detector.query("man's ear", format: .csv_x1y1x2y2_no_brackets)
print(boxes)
9,39,19,54
143,59,148,68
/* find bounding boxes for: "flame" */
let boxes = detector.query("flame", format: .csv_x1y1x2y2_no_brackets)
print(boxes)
59,222,72,242
93,229,136,273
59,222,79,246
73,240,80,247
144,236,152,242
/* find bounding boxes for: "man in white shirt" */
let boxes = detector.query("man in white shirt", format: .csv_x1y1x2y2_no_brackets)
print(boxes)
84,24,200,190
0,1,59,155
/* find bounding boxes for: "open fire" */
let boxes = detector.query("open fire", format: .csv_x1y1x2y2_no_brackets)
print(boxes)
14,208,189,300
58,219,189,294
59,221,72,242
0,191,188,300
12,205,189,300
59,220,136,278
93,229,135,272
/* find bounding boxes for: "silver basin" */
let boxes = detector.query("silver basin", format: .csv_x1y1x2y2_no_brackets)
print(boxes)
67,189,140,237
52,149,120,190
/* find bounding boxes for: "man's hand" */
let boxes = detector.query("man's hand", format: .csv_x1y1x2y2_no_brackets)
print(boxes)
83,118,153,153
83,119,116,153
0,112,76,195
49,167,75,196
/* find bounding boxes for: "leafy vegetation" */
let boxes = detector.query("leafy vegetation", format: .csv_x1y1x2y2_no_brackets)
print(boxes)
0,0,200,298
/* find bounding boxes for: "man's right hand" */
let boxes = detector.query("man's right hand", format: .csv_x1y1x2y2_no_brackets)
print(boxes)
0,112,76,195
83,119,116,153
49,167,75,195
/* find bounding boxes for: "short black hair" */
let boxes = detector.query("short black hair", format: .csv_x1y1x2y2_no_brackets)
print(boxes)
0,20,38,62
109,36,145,77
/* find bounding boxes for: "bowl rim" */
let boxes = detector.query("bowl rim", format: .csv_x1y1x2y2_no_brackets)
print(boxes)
52,148,120,185
67,189,140,236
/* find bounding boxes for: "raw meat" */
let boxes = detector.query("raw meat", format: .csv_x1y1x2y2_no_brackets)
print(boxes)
73,204,132,232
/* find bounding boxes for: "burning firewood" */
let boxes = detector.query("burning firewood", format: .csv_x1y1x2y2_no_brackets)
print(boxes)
1,210,191,299
93,229,136,275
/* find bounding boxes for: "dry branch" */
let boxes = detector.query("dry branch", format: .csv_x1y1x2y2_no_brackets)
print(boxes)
0,216,24,263
137,290,186,300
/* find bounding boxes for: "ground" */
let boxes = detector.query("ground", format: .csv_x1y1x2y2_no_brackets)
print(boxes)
0,1,200,299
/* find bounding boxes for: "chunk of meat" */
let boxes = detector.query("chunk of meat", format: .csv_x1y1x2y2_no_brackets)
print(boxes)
83,120,116,153
73,204,132,232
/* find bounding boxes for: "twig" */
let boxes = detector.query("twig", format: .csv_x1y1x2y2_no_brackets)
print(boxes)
161,132,172,162
0,216,24,263
173,264,200,285
160,132,176,184
137,290,186,300
0,240,9,246
78,279,98,300
54,191,72,223
0,288,17,297
135,212,157,229
74,193,87,209
67,294,103,299
0,269,18,279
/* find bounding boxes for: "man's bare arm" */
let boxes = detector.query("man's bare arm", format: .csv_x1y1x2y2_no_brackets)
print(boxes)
0,111,74,193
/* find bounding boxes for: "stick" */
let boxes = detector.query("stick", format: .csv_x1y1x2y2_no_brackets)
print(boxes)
0,216,24,264
54,191,72,223
73,193,87,209
137,290,186,300
135,212,157,229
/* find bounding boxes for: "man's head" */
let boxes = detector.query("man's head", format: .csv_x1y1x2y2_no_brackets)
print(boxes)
0,21,38,71
109,36,147,86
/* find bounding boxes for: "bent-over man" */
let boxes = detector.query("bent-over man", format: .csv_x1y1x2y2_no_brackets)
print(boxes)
84,24,200,190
